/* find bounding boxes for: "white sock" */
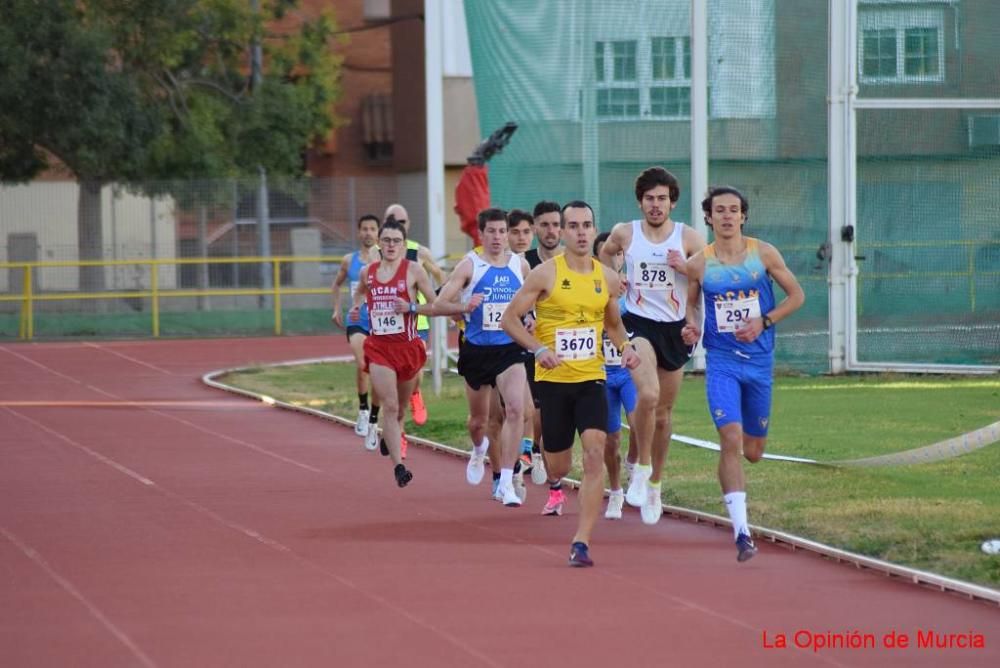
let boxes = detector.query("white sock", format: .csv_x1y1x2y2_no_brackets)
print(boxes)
499,468,514,487
610,487,624,495
624,460,635,476
724,491,749,540
474,436,489,455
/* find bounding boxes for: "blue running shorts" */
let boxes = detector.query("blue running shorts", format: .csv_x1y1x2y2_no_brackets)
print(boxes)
605,367,637,434
704,350,773,437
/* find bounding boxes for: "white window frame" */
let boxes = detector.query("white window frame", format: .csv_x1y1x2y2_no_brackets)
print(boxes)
858,7,946,84
592,35,691,121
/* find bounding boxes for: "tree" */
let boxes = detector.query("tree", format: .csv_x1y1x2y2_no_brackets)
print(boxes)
0,0,342,292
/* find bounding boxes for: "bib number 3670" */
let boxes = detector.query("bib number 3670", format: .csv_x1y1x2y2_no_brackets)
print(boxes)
714,297,761,333
555,327,597,361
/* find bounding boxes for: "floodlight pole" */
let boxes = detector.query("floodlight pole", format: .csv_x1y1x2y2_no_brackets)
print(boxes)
425,0,446,395
690,0,708,372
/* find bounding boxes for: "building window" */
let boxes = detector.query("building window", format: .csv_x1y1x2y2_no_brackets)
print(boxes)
611,41,637,81
859,7,945,84
904,27,939,77
650,86,690,117
597,88,640,117
593,36,689,120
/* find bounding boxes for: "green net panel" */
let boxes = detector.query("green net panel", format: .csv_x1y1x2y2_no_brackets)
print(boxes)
465,0,1000,372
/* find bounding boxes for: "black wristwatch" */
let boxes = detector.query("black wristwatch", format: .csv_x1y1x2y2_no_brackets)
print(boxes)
762,314,773,330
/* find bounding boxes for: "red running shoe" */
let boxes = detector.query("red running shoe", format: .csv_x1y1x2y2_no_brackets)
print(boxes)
410,389,428,426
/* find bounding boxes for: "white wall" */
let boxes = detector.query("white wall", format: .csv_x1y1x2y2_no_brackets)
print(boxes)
0,182,177,292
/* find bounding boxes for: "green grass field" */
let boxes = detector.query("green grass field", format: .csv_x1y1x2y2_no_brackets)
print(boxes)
222,363,1000,588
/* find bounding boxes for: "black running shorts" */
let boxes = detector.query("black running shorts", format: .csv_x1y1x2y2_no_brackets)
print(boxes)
537,379,608,453
622,312,693,372
458,342,529,391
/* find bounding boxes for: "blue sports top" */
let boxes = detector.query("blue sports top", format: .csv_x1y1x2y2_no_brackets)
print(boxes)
346,250,370,329
701,237,776,358
461,251,524,346
603,296,631,380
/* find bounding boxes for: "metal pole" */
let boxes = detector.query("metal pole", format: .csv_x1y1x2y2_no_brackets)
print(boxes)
581,0,600,210
690,0,709,372
425,0,446,396
257,166,272,308
198,206,209,311
827,0,852,374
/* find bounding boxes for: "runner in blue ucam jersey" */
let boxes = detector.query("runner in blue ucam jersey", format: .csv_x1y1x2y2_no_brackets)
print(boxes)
594,232,638,520
434,208,532,507
332,214,381,440
682,186,804,563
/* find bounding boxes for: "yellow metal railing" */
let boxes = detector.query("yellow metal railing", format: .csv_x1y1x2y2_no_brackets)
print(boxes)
0,256,343,340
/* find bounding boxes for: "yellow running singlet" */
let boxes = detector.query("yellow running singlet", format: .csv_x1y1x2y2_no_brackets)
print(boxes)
534,255,608,383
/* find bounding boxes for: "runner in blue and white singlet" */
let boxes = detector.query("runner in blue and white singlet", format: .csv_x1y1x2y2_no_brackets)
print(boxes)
461,250,524,347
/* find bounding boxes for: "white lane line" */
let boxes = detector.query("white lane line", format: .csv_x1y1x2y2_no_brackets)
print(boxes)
0,524,158,668
0,346,88,386
82,341,177,375
4,407,156,486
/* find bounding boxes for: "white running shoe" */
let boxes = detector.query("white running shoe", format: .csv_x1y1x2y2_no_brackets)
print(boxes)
498,482,522,507
363,426,379,452
530,452,547,485
513,469,528,504
605,489,625,520
467,448,487,485
354,409,370,436
641,481,663,525
625,466,649,507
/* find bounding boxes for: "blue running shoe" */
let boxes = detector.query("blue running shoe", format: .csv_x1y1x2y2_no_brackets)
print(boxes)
736,533,758,562
568,541,593,567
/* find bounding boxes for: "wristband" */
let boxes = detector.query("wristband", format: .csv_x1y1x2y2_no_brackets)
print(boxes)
618,340,633,353
409,302,417,314
762,314,773,330
533,346,549,359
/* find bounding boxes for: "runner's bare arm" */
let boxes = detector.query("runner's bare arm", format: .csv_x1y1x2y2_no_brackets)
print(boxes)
397,262,481,316
418,245,447,285
331,255,351,326
602,266,640,369
760,242,805,325
598,222,629,268
431,257,473,313
682,252,705,345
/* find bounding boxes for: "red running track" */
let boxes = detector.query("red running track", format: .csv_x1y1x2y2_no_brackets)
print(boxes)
1,336,997,667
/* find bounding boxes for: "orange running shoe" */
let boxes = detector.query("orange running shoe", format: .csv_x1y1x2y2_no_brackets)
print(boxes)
410,389,428,426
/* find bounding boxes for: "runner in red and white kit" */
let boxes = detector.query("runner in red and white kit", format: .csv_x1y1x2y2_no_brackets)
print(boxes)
598,167,706,525
350,219,482,487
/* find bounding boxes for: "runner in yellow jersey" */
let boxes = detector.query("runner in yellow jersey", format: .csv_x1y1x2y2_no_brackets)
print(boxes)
502,200,640,567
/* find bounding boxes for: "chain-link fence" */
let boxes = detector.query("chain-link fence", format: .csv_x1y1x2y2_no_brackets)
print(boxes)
464,0,1000,372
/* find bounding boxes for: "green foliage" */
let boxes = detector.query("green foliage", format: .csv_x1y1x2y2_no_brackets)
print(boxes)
0,0,343,184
